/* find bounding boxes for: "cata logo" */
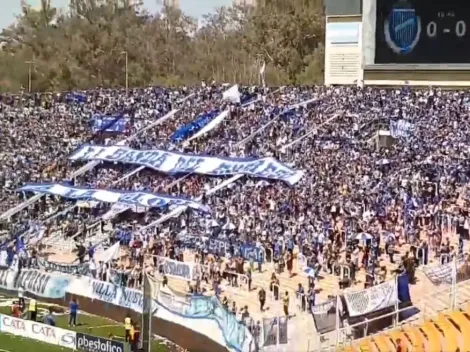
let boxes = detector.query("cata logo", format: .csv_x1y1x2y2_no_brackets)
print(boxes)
384,0,421,54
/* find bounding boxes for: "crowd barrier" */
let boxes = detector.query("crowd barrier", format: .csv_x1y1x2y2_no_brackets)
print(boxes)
317,260,470,351
0,313,126,352
0,268,254,352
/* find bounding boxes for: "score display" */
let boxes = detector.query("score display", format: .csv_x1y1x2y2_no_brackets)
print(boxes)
375,0,470,63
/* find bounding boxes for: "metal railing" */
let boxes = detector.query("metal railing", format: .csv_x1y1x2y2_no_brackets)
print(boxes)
317,272,470,351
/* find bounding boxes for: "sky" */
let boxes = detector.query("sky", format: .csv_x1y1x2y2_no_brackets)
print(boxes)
0,0,232,30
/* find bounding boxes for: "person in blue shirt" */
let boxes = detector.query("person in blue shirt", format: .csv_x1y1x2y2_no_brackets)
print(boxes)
88,242,95,260
69,298,79,327
44,308,56,326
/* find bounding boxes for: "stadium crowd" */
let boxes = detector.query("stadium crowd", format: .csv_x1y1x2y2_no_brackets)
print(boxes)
1,85,470,314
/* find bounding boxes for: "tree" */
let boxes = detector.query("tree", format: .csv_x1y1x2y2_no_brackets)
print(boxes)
0,0,325,92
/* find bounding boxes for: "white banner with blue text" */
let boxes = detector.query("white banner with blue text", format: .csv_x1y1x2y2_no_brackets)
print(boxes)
18,183,210,213
344,279,397,317
66,277,158,314
156,256,200,281
68,145,304,185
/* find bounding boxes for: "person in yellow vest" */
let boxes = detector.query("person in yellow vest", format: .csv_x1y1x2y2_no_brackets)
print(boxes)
28,298,37,322
124,314,133,343
130,323,140,352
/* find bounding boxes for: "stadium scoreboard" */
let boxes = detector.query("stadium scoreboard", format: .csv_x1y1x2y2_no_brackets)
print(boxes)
375,0,470,64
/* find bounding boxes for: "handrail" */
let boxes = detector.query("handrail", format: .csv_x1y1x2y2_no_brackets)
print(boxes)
318,277,470,350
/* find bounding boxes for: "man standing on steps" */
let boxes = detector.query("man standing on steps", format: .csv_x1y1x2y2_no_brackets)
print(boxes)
258,287,266,311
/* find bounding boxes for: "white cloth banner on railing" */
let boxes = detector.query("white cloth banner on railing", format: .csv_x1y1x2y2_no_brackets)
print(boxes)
68,145,304,185
344,279,397,317
18,183,210,213
95,242,121,263
156,256,199,281
187,110,230,142
390,119,413,138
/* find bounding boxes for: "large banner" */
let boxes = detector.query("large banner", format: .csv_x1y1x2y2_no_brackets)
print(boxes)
68,144,304,185
36,257,89,276
18,183,210,213
344,279,397,317
67,277,158,314
156,256,199,281
92,115,129,134
15,269,72,298
0,268,17,290
182,236,265,262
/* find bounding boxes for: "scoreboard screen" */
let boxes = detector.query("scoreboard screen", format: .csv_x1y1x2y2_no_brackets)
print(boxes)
375,0,470,63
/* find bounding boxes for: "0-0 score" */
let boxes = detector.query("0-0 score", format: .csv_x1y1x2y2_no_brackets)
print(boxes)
426,11,466,38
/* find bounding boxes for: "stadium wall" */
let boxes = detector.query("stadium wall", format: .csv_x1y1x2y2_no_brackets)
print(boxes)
324,15,363,85
0,286,228,352
0,276,239,352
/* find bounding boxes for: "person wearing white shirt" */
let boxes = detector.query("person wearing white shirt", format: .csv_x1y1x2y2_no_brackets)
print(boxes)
89,259,97,278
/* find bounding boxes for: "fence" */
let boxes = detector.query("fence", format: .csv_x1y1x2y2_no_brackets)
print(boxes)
317,259,470,351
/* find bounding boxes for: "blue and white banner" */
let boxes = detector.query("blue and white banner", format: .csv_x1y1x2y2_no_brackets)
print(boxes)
92,115,129,133
15,269,72,298
390,119,413,138
36,257,89,276
182,236,265,262
156,256,199,281
344,279,397,317
69,278,158,314
186,110,230,142
171,111,220,142
18,183,210,213
69,145,304,185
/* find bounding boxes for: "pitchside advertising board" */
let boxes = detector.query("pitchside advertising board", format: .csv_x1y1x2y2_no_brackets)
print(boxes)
375,0,470,63
0,314,76,348
76,333,125,352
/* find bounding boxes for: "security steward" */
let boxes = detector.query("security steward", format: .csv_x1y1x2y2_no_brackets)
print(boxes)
28,297,38,321
130,323,140,352
124,314,133,342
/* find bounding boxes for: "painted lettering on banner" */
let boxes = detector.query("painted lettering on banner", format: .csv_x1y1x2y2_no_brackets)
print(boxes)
156,256,196,281
15,270,71,298
37,257,89,275
15,270,50,295
91,280,119,303
68,144,304,185
76,332,124,352
19,183,210,213
183,236,265,262
344,279,397,317
0,314,78,347
0,268,16,290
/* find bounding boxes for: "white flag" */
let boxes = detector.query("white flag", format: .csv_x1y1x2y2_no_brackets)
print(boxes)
260,61,266,75
222,84,241,104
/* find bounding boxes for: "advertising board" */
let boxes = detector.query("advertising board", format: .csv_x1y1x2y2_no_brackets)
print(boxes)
76,332,125,352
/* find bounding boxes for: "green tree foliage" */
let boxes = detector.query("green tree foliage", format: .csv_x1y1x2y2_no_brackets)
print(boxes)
0,0,325,92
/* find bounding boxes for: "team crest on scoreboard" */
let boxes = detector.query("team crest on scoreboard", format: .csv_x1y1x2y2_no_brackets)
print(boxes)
384,0,421,54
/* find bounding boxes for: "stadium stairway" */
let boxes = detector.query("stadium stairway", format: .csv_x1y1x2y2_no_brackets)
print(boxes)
336,302,470,352
334,278,470,352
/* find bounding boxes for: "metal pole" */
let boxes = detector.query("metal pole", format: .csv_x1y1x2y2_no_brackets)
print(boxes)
25,61,34,93
122,51,128,95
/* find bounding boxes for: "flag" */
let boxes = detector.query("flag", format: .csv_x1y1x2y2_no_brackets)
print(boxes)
259,61,266,87
259,61,266,75
222,85,241,104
